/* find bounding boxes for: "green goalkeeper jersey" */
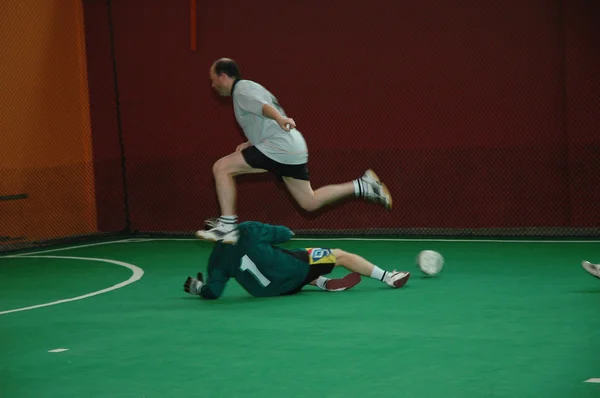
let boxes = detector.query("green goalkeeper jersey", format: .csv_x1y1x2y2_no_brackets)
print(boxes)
199,221,309,298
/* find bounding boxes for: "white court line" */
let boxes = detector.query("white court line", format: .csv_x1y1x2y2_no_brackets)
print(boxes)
1,236,596,314
293,237,600,243
0,255,143,315
585,378,600,383
48,348,69,353
4,238,134,258
3,237,597,259
133,237,600,243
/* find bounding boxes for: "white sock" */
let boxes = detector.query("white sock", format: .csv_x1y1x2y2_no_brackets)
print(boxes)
218,215,238,231
370,266,388,282
353,179,366,198
315,276,330,290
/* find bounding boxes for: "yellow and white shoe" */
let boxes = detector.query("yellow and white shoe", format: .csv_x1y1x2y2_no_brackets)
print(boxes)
361,169,392,211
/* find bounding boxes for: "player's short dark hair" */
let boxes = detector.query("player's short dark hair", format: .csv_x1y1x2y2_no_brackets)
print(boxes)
213,59,241,79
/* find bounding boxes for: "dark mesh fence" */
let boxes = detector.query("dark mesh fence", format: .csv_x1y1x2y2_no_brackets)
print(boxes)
2,0,599,253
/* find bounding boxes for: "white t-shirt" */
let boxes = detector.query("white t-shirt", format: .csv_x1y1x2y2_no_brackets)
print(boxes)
232,80,308,165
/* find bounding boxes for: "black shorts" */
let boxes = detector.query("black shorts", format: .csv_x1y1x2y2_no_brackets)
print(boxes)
281,248,336,295
241,145,309,181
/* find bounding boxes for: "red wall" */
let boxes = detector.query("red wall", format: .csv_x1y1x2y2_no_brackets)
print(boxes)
84,0,600,233
84,0,127,232
564,0,600,227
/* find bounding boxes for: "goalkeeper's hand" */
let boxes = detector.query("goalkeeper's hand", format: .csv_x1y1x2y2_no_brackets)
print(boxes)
183,273,204,295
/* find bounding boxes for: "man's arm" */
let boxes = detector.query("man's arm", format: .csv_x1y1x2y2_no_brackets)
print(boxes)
235,87,295,131
262,104,295,131
199,263,230,300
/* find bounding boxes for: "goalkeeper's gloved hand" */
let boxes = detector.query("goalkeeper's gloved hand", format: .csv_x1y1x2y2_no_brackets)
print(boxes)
183,273,204,295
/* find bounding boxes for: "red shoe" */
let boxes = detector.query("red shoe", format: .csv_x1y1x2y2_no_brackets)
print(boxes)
324,272,362,291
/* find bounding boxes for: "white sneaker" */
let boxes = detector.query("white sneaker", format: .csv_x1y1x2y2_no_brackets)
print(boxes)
195,223,238,244
385,270,410,288
204,216,219,229
362,169,381,184
582,261,600,279
361,169,392,211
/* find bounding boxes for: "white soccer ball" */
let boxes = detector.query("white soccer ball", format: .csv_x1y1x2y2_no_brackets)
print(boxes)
417,250,444,276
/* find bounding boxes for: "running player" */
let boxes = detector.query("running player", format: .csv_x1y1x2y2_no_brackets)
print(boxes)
196,58,392,244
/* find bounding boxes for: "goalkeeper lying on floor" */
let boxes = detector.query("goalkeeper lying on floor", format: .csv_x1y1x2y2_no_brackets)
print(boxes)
184,221,410,299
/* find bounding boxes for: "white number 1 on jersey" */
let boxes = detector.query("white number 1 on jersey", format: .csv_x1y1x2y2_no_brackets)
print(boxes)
240,255,271,287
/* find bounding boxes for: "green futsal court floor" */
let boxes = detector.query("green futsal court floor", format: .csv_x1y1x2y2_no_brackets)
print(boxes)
1,237,599,398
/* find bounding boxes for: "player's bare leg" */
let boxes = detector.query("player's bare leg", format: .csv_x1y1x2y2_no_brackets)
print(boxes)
283,169,392,212
331,249,410,288
213,151,267,215
283,178,354,212
196,151,266,244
